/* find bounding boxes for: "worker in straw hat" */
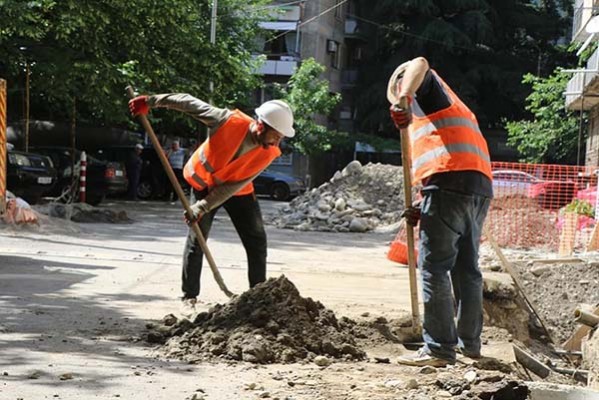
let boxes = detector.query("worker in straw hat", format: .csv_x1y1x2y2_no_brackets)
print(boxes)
129,94,295,317
387,57,493,367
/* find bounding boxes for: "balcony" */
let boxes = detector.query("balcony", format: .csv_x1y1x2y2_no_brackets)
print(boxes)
565,46,599,110
254,56,298,76
572,0,599,43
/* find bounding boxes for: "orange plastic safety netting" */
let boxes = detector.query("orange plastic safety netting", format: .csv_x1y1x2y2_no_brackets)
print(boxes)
486,162,599,253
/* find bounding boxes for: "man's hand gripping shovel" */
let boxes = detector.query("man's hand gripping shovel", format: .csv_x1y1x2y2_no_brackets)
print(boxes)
126,86,234,298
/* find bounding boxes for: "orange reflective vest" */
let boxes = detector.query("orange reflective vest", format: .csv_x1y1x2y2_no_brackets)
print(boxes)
408,70,492,185
183,110,281,196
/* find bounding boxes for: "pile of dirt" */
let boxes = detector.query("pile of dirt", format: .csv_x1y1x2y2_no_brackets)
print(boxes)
514,259,599,343
271,161,408,233
149,276,367,363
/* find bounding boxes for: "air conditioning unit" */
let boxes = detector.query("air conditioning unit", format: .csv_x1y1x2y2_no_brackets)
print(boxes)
327,39,338,53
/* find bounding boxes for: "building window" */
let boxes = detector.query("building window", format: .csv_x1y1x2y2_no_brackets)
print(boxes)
327,39,341,69
334,0,344,19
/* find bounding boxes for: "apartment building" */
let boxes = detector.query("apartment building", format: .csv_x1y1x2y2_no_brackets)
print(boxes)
254,0,366,181
565,0,599,165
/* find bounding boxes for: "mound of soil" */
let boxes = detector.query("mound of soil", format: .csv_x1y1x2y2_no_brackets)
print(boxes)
515,260,599,343
151,276,366,363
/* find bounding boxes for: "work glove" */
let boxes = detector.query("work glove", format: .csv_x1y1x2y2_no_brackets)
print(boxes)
401,199,422,227
389,96,413,129
184,200,205,226
129,95,150,116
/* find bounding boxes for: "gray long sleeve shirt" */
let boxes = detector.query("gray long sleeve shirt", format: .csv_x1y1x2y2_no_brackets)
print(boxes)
148,93,267,212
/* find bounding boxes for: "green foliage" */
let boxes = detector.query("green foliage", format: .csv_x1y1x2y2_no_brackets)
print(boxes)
353,0,574,139
274,58,341,155
562,198,594,217
505,70,580,163
0,0,269,134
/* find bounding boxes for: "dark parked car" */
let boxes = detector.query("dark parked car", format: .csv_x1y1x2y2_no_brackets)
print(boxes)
30,146,128,206
7,149,57,204
254,169,305,201
92,145,188,200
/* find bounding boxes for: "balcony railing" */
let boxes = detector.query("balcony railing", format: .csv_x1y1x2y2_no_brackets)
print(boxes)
565,46,599,110
572,0,599,43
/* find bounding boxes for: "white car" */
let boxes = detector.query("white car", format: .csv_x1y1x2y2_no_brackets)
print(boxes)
492,170,541,198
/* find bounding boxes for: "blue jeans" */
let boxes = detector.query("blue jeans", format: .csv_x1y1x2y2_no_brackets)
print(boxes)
418,189,490,361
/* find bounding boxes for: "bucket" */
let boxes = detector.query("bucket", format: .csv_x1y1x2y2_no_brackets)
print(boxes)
387,239,418,265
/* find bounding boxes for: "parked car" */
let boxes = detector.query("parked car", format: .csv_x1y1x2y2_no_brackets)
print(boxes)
492,170,541,198
92,145,188,200
7,149,57,204
254,169,305,201
30,146,128,205
492,169,577,209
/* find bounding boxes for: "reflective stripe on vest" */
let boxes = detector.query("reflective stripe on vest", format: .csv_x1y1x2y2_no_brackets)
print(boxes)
413,142,491,172
185,161,208,189
411,116,482,143
198,149,215,173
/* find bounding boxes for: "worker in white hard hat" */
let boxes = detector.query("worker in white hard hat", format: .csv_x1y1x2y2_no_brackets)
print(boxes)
129,93,294,317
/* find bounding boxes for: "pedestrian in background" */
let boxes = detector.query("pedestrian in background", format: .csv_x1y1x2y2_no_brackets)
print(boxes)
128,93,295,317
388,57,493,367
165,140,186,201
127,143,144,200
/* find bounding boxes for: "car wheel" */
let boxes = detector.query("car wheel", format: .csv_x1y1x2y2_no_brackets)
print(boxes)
270,182,290,201
137,180,153,200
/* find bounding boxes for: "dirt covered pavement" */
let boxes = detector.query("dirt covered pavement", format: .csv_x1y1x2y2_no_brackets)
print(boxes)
0,198,587,399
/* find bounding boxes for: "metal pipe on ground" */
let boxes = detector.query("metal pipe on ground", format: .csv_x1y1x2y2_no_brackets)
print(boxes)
574,308,599,328
126,86,234,298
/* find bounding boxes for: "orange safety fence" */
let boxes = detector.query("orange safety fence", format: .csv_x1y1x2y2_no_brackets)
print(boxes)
487,162,599,253
388,161,599,263
0,79,6,215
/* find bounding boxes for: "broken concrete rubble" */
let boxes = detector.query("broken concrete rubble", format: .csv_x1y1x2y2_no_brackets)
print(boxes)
272,161,409,232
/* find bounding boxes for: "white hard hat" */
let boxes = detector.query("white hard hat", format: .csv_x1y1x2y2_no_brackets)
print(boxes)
135,143,144,150
255,100,295,138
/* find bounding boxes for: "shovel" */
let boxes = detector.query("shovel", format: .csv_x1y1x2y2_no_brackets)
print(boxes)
126,86,234,298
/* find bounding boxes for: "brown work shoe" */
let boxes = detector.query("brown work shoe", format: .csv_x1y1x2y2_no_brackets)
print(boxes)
397,347,454,367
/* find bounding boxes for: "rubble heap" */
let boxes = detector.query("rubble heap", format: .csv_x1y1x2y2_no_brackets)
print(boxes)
152,276,366,364
272,161,407,233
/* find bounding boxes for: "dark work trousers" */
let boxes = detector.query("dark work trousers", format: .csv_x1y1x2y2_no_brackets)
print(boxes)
181,188,267,299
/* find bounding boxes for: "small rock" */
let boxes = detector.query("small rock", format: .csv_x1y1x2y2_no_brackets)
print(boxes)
334,198,346,211
464,370,477,383
384,379,402,388
374,357,390,364
162,314,178,326
314,356,332,367
59,373,74,381
258,391,270,398
436,390,452,398
349,218,368,232
405,379,419,390
419,366,437,374
361,312,370,317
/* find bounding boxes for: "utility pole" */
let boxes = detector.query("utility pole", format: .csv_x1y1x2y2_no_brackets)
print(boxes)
209,0,218,94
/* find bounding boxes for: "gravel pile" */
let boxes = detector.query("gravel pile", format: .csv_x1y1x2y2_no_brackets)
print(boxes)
151,276,366,364
272,161,408,233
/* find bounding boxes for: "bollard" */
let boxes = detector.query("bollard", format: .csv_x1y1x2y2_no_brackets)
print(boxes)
79,151,86,203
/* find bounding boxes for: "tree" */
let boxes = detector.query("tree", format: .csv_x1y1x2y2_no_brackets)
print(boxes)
353,0,574,138
0,0,268,134
505,70,582,164
274,58,342,155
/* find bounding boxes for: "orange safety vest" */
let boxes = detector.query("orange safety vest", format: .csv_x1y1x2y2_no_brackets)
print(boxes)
183,110,281,196
408,70,492,185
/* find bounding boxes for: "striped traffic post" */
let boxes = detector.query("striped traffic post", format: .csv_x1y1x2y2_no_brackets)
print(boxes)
79,151,86,203
0,79,7,215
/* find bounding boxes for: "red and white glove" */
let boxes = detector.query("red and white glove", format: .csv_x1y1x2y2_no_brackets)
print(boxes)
128,95,150,116
389,96,413,129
